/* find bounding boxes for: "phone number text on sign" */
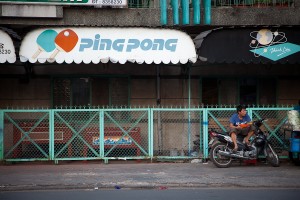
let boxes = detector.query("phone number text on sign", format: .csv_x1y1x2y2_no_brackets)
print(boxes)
91,0,127,6
0,43,11,55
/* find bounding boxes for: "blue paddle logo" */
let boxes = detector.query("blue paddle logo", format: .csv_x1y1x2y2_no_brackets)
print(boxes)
32,29,58,59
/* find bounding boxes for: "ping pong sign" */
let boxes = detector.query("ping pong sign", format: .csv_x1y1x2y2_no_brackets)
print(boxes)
19,27,197,64
0,0,127,7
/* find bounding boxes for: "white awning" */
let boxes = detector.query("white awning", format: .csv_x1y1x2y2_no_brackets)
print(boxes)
0,29,16,63
19,27,197,64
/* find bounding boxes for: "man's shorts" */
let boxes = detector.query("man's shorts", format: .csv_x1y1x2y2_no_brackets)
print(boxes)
229,125,256,136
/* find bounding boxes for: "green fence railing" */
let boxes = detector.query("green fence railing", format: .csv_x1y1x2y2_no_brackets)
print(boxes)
0,106,294,163
128,0,294,8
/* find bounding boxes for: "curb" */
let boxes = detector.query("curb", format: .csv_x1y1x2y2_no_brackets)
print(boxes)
2,182,300,192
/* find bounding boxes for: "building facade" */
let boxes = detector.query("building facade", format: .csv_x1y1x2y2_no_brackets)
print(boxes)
0,1,299,161
0,1,300,108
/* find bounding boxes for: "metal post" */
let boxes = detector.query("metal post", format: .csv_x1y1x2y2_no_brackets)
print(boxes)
156,65,162,155
204,0,211,25
203,109,209,159
248,108,253,121
181,0,189,25
199,110,203,153
160,0,168,25
50,110,54,161
100,110,104,158
193,0,201,24
188,65,191,109
149,108,153,160
0,110,3,160
172,0,179,25
188,64,191,155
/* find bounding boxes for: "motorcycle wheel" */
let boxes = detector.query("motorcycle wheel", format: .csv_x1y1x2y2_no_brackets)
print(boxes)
210,143,232,168
265,143,280,167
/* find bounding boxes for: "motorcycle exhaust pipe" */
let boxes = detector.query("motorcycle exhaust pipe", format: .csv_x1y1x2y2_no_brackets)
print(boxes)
219,150,246,159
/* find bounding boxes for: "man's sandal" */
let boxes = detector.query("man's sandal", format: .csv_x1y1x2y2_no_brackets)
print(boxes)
232,146,238,153
244,141,251,147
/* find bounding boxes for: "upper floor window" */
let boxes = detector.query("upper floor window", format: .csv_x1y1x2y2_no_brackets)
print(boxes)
239,78,257,106
52,77,129,108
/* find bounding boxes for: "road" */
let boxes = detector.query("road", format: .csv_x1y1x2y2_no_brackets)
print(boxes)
1,188,300,200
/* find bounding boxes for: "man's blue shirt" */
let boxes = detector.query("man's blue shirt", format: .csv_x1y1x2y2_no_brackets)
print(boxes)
230,113,251,126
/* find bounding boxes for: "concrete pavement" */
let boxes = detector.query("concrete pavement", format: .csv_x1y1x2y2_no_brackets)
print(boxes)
0,160,300,191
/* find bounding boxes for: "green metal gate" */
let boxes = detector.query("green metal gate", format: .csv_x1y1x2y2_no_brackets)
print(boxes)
152,108,204,159
53,109,101,161
0,106,294,162
103,109,150,159
2,110,51,161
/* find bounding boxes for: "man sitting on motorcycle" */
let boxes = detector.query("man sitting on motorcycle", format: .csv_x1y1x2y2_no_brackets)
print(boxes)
229,105,256,152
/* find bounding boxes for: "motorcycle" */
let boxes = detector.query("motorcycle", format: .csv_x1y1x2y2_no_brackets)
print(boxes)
209,119,280,168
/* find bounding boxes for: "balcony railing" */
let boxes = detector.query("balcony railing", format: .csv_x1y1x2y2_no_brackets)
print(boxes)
127,0,293,8
128,0,151,8
212,0,293,7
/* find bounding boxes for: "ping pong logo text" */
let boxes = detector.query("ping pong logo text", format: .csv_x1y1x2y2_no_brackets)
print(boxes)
79,34,178,52
33,29,179,60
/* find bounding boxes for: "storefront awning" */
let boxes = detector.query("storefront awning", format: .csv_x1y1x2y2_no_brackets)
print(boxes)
0,29,16,63
20,27,197,64
194,27,300,64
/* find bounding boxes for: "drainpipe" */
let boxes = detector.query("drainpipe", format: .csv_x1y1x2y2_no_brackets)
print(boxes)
204,0,211,25
171,0,179,25
181,0,189,25
0,109,3,160
160,0,167,25
156,65,162,155
188,64,192,155
193,0,200,25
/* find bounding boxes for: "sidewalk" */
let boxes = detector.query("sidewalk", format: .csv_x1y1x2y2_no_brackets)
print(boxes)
0,160,300,191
